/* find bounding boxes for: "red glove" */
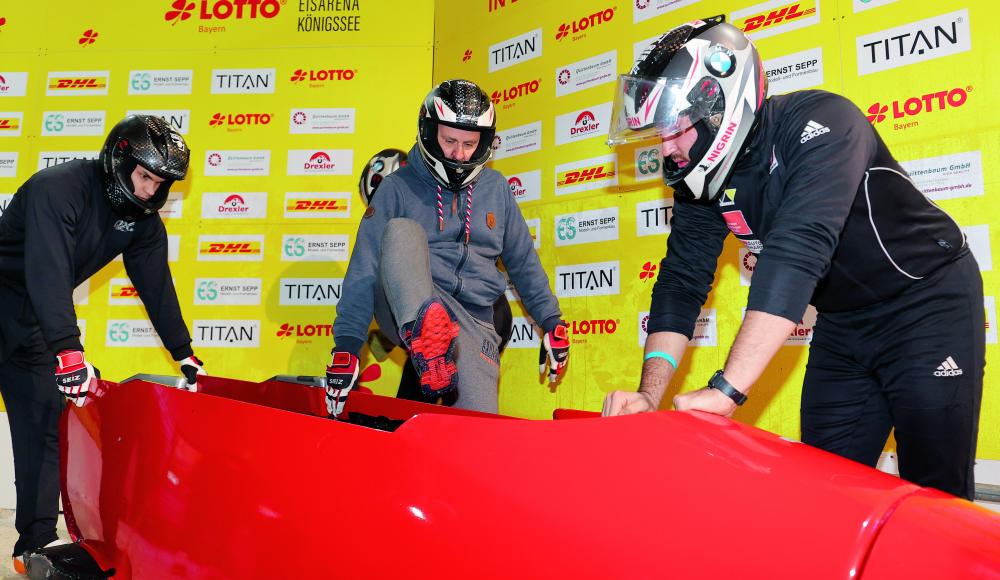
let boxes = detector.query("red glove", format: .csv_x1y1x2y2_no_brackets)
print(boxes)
55,350,100,407
325,351,360,418
539,321,570,383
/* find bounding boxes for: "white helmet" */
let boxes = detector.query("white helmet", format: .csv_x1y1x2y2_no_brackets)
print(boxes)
608,15,767,201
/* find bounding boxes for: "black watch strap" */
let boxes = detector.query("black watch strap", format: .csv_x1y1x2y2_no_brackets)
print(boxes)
707,370,747,406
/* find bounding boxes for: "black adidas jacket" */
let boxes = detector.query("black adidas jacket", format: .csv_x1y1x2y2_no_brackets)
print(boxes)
648,90,968,339
0,160,193,360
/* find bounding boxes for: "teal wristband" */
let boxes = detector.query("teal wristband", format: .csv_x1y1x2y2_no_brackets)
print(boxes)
643,351,677,369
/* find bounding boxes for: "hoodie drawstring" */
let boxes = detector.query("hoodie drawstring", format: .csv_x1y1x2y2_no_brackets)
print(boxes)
436,184,474,245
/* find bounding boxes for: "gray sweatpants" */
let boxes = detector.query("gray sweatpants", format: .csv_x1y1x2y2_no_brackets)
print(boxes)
374,218,501,413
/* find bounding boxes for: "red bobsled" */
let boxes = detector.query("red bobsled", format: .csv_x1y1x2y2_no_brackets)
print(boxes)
52,375,1000,579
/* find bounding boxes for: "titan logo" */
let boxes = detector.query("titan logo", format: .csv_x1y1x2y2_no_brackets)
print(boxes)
214,73,270,91
49,78,102,90
304,152,335,170
164,0,281,25
557,163,615,186
490,79,540,104
209,112,272,126
739,2,815,33
556,8,615,41
866,86,971,123
202,242,261,254
276,323,333,338
289,69,356,82
287,199,342,212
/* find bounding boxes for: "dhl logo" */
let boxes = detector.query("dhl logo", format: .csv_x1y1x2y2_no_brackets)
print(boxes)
111,285,139,298
48,77,106,90
528,224,539,241
199,241,262,255
0,118,19,131
286,199,343,213
737,2,816,33
556,163,616,187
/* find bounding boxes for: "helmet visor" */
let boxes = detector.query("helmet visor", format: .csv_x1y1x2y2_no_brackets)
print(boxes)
607,74,722,146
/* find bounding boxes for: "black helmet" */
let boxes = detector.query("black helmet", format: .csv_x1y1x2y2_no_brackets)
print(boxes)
100,115,189,221
417,79,496,190
608,16,766,202
359,148,407,206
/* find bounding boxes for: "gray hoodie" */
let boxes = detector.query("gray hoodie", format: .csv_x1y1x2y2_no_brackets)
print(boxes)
333,145,561,355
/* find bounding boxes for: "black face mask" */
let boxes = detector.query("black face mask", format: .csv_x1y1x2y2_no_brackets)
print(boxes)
662,120,715,185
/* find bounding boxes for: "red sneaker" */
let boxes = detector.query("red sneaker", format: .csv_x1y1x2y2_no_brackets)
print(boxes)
408,299,460,397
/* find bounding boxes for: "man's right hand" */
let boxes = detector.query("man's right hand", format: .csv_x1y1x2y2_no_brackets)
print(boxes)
325,351,360,418
55,350,100,407
602,390,657,417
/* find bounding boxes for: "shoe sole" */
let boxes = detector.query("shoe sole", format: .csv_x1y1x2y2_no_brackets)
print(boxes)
409,300,459,397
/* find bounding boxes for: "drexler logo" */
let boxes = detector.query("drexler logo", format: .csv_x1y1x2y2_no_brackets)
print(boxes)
571,111,599,136
508,176,526,197
218,194,250,213
164,0,281,25
556,7,615,41
209,112,272,127
305,152,335,170
867,86,971,129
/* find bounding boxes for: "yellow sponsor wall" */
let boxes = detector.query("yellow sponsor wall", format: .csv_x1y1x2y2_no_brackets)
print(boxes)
434,0,1000,459
0,0,430,392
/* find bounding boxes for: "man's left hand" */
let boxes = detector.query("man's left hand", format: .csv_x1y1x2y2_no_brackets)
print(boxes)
539,321,569,383
673,386,738,418
174,356,206,392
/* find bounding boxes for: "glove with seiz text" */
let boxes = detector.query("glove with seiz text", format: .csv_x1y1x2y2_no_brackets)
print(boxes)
539,321,570,384
325,350,360,418
55,350,100,407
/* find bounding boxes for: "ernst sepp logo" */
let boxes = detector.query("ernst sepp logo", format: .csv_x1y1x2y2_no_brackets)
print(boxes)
164,0,281,25
867,86,971,130
556,7,615,41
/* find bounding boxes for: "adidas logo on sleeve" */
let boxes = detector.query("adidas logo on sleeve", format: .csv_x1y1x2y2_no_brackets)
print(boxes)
933,356,964,377
800,120,830,144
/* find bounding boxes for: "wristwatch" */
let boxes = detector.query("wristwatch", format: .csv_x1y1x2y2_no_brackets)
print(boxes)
707,370,747,406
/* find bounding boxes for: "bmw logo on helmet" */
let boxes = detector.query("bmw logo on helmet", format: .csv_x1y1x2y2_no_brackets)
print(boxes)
705,45,736,78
